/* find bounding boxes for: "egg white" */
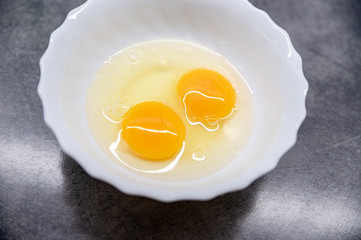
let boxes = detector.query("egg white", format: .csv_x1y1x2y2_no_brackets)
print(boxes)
87,40,254,181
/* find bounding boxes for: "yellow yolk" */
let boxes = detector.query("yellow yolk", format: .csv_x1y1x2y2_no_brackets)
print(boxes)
121,101,186,160
177,69,236,130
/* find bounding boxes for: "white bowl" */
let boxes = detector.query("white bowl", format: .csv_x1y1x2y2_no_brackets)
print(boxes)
38,0,308,201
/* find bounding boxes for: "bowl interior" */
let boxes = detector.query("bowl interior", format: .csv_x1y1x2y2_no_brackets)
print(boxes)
39,0,307,200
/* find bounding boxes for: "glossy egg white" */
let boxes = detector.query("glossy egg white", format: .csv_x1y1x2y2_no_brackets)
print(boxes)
86,40,254,181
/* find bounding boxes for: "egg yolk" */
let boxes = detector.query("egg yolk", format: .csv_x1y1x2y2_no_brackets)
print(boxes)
177,69,236,130
121,101,186,160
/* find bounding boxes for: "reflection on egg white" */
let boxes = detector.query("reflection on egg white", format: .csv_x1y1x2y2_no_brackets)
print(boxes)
182,90,239,132
109,129,185,174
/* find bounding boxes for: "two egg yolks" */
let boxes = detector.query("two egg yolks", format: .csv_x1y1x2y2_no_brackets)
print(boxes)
121,69,236,160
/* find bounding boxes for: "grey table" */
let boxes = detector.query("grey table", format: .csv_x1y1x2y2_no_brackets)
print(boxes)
1,0,360,239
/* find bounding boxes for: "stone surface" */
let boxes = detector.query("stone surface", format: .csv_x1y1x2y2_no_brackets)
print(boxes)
0,0,360,239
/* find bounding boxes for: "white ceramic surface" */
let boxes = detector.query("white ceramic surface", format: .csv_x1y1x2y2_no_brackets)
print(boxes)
38,0,308,202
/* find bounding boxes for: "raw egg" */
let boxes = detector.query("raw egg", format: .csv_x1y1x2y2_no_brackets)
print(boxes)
121,101,186,160
87,40,254,181
177,68,236,131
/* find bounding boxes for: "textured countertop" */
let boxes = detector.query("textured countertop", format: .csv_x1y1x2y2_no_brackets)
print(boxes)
1,0,360,239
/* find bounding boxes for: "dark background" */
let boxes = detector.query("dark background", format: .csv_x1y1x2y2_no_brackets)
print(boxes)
1,0,360,239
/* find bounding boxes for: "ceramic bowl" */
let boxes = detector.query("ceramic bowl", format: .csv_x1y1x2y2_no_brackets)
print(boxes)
38,0,308,201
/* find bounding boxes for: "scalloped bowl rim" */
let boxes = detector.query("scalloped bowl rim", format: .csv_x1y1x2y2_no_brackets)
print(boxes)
38,0,308,202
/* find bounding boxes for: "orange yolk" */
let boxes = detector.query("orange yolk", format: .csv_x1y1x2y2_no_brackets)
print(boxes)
177,69,236,130
121,101,186,160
